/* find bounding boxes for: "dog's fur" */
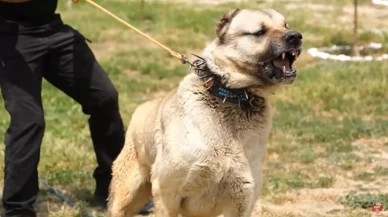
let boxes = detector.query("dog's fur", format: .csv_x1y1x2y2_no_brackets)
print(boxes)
106,8,303,217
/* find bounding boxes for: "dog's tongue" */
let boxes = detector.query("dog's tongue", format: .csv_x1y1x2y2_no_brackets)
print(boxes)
273,57,291,72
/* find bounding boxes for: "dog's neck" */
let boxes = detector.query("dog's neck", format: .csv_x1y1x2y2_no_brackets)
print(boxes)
189,55,265,111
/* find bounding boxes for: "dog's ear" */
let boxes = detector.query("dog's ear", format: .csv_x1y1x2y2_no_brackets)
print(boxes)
216,9,240,39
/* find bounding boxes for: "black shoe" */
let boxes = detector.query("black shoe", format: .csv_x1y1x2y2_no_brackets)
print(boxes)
138,201,154,215
93,193,108,209
94,179,110,209
1,208,36,217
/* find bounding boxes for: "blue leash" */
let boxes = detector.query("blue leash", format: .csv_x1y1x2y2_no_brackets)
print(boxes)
39,178,153,216
39,178,95,217
39,178,76,207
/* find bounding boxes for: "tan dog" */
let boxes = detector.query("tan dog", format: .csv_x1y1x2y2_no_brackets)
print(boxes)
107,8,302,217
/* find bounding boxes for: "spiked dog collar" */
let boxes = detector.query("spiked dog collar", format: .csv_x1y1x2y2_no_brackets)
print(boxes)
188,55,264,110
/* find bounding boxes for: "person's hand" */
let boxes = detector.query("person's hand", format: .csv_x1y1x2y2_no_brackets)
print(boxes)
0,0,31,2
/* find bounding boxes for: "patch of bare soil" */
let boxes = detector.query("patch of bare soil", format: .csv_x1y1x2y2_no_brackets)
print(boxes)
254,137,388,217
352,137,388,173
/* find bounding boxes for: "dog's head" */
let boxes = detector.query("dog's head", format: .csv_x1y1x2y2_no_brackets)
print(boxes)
204,8,303,90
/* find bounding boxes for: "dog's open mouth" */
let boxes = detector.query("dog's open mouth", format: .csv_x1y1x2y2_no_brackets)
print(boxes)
272,49,299,78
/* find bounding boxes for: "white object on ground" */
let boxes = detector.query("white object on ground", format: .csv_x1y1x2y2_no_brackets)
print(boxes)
372,0,388,6
307,42,388,62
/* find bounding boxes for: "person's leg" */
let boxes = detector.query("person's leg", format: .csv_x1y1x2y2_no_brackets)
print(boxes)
41,15,126,206
0,21,48,217
43,14,153,212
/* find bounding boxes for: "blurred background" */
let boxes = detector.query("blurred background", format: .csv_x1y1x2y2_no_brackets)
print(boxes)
0,0,387,216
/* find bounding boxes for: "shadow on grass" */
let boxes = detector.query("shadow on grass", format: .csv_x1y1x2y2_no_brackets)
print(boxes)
0,187,105,216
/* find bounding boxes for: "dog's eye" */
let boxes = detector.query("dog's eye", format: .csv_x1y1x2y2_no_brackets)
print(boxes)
252,29,266,36
242,29,266,37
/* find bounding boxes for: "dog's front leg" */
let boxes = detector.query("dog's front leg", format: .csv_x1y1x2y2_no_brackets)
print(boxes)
152,178,181,217
223,179,255,217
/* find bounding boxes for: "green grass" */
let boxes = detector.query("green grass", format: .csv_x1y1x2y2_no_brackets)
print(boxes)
344,191,388,211
1,0,388,216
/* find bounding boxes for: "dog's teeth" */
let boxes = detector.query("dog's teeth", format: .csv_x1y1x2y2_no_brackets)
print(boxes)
282,53,285,59
292,50,297,56
283,65,286,73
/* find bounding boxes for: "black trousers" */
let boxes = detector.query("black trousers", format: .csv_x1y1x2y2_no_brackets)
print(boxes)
0,14,125,216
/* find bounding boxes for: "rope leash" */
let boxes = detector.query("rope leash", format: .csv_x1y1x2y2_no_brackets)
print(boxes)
42,1,183,214
41,0,195,214
71,0,191,65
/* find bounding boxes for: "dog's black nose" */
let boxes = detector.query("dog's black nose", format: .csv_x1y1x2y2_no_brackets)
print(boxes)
285,31,303,46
